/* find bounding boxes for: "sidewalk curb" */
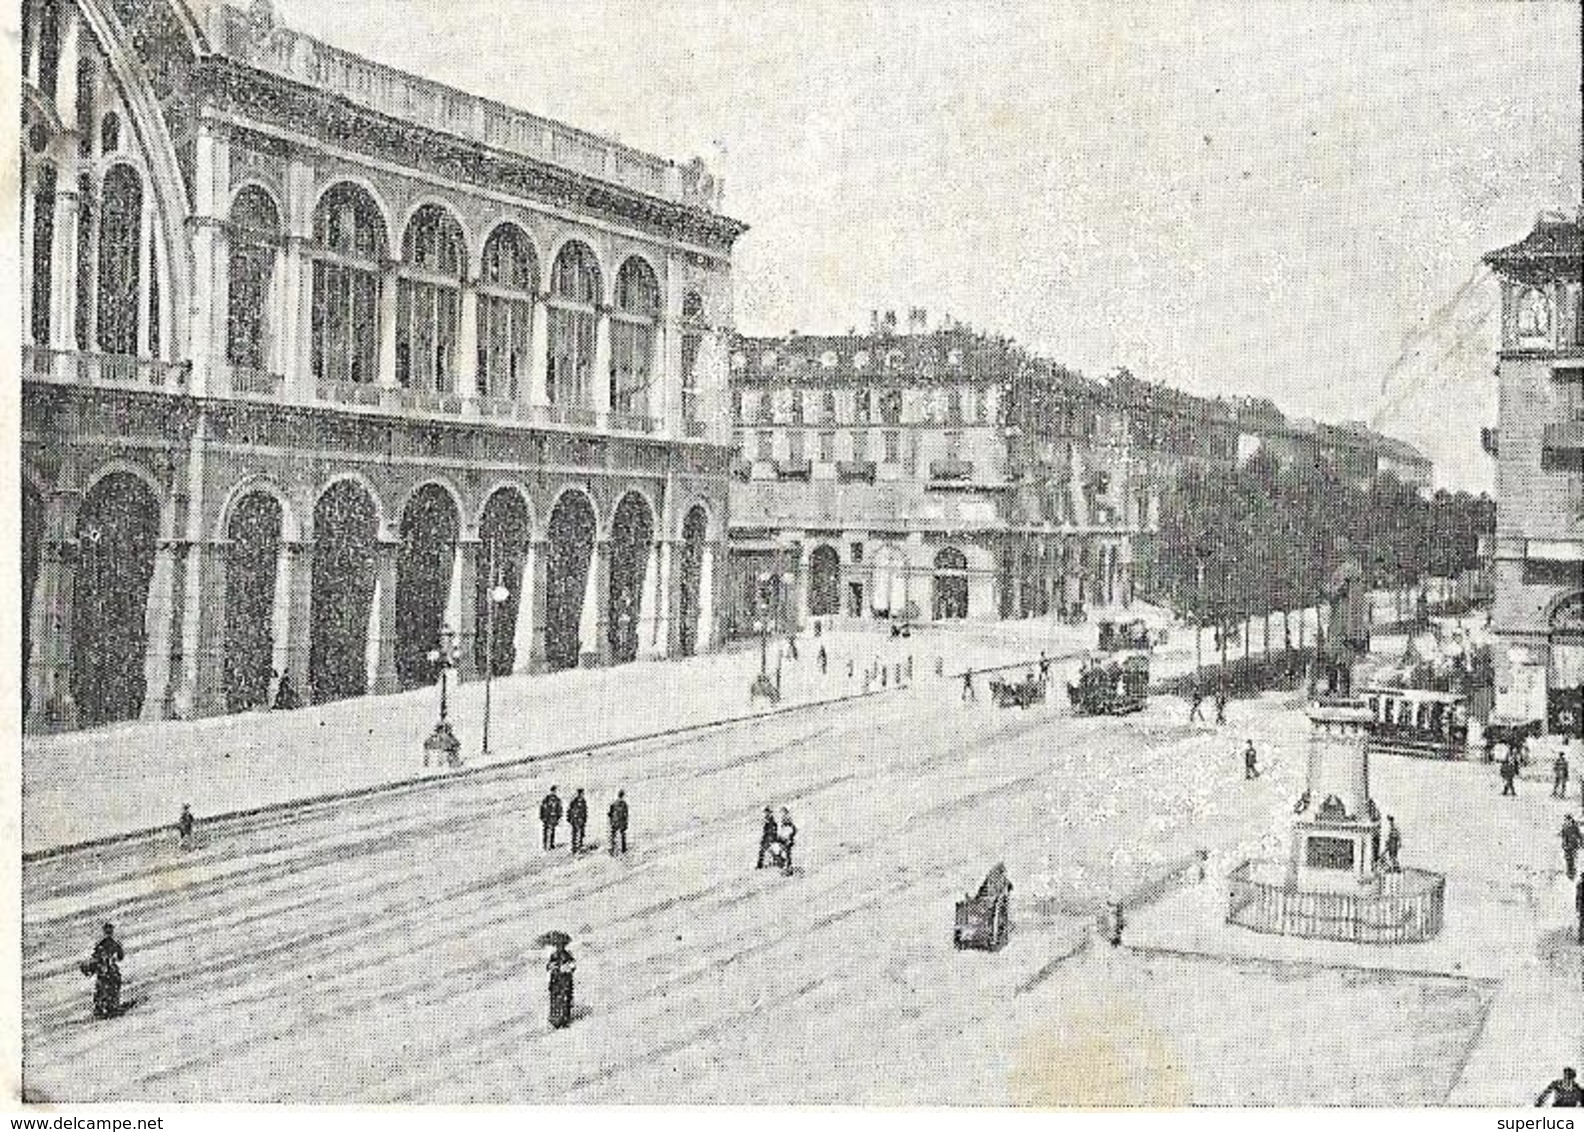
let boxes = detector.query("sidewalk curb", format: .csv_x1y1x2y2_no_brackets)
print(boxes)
22,681,913,864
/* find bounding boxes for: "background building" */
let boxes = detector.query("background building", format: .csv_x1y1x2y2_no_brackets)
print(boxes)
1483,211,1583,733
21,0,745,730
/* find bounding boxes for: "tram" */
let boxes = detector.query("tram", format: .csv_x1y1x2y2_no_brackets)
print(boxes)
1362,686,1470,760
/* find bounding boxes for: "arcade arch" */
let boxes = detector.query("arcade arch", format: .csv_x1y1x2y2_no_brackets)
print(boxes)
223,491,283,710
677,505,709,657
476,487,531,676
607,492,654,664
72,471,159,724
309,479,380,702
933,546,969,620
395,483,461,688
544,489,597,670
808,544,841,618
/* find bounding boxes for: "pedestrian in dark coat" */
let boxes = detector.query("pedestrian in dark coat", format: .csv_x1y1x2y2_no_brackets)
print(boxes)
778,807,798,874
1500,753,1519,797
756,807,778,868
1562,814,1582,880
608,790,629,855
1554,751,1571,798
177,804,194,849
547,943,576,1029
272,673,301,710
540,787,563,849
962,668,976,702
1577,874,1584,945
1537,1067,1583,1107
1243,740,1259,780
817,645,828,674
567,789,589,853
1214,688,1228,725
1384,816,1402,871
1187,687,1206,723
82,923,124,1020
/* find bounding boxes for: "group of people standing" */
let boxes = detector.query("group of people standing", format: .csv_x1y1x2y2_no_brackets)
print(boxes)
756,806,798,875
538,786,630,855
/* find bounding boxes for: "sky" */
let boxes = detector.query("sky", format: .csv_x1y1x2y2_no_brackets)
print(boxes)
270,0,1582,491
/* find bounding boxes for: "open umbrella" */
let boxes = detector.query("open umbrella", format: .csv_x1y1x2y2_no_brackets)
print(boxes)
535,930,571,948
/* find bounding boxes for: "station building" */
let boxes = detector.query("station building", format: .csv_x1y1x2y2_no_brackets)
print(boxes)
20,0,746,730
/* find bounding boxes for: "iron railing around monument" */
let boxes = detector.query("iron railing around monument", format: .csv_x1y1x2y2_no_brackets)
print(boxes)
1227,861,1444,944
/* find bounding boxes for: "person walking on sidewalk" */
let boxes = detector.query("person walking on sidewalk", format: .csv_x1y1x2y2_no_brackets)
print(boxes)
962,668,976,702
1537,1068,1583,1107
539,787,563,849
1565,814,1583,880
1243,740,1259,780
1384,815,1402,872
777,807,798,874
1554,748,1571,798
81,923,125,1020
567,788,589,853
1500,752,1520,797
756,807,779,869
176,804,195,850
1187,685,1206,723
818,645,828,674
608,790,629,855
1214,687,1228,726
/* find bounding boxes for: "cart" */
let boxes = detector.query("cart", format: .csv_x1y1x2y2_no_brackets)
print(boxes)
990,673,1046,709
954,864,1012,951
1068,653,1149,716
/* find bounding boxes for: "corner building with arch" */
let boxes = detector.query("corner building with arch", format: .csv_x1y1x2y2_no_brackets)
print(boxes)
21,0,746,730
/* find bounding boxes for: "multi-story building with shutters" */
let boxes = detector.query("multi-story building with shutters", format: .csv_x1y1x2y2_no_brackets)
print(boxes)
20,0,746,730
1483,211,1583,733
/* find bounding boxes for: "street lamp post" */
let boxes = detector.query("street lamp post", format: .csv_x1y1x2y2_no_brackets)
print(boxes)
481,568,511,760
424,627,462,768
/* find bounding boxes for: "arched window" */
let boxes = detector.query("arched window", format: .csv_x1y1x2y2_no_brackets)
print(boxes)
311,182,386,385
100,112,119,154
36,0,60,102
477,223,537,401
96,164,141,355
605,258,655,421
30,164,56,345
75,54,95,158
679,289,704,426
396,204,465,395
227,187,280,371
546,241,601,408
75,172,93,349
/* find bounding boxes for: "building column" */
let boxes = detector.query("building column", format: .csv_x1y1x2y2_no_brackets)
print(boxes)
642,539,671,660
22,165,37,345
49,180,81,353
284,540,314,697
52,4,79,131
26,533,79,731
377,265,400,398
281,156,315,397
181,538,229,718
139,539,182,721
528,293,550,409
451,538,480,682
698,541,717,653
457,280,480,412
368,539,400,694
636,540,662,659
187,123,229,395
593,307,613,418
518,538,548,673
136,189,156,360
580,539,610,667
269,540,295,690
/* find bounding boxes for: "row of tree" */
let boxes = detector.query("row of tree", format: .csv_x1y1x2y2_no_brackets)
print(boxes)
1146,448,1494,627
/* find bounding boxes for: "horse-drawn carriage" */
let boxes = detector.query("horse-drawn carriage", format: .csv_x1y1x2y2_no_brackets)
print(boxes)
1068,653,1149,716
1098,619,1153,652
954,864,1012,951
990,672,1046,709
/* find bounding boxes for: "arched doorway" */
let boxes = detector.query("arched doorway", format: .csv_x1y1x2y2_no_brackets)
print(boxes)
1549,593,1584,736
608,492,654,664
223,492,282,711
476,489,529,676
871,545,907,618
310,480,379,702
396,484,461,689
72,472,159,725
545,490,596,671
22,481,45,719
677,506,707,657
808,545,840,617
933,547,969,620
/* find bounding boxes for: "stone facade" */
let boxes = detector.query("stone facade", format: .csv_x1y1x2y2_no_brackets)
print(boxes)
1483,212,1584,733
21,0,745,730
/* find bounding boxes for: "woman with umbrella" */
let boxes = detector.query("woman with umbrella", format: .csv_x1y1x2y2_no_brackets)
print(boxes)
539,931,576,1029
